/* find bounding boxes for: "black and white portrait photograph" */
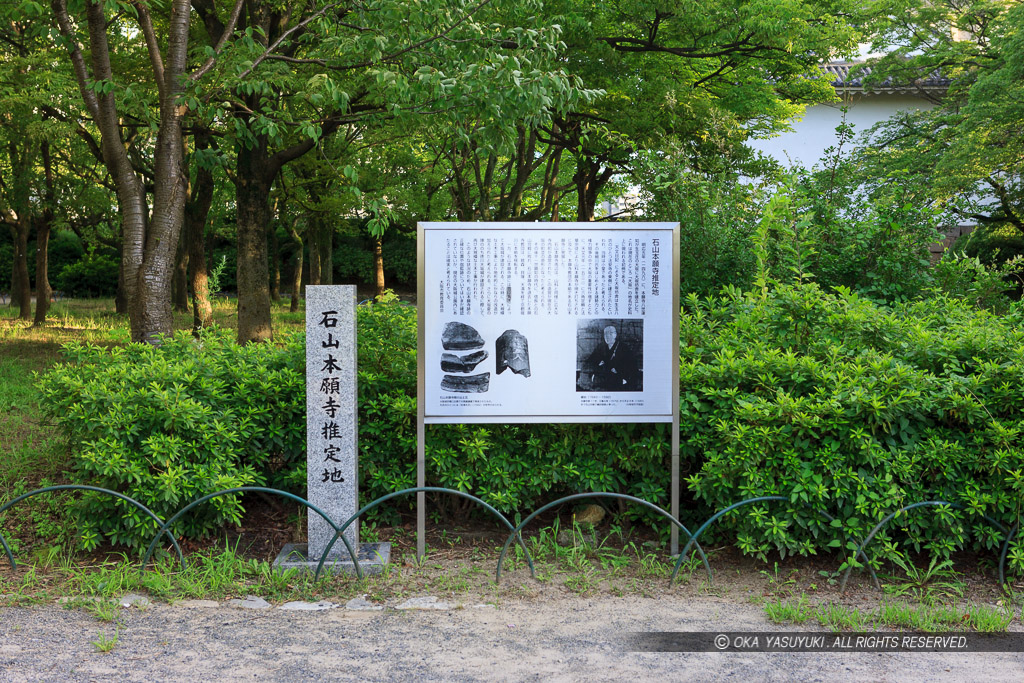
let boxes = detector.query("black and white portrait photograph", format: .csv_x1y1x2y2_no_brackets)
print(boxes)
576,319,643,392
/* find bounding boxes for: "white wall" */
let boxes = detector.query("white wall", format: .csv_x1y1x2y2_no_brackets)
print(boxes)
748,93,936,170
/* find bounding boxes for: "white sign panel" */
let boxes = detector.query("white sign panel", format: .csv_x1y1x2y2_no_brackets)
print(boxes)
419,222,678,423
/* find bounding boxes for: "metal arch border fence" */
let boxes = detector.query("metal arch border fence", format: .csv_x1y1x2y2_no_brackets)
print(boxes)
0,484,183,571
837,500,1013,592
313,487,537,581
670,496,881,589
494,492,710,582
1,486,1020,591
139,486,363,579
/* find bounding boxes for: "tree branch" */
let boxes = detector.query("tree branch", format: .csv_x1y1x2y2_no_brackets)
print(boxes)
131,1,165,99
189,0,246,82
235,2,345,82
50,0,100,120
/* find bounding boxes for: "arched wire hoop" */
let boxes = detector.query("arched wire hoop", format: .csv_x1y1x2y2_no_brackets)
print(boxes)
494,492,709,583
839,501,1010,592
0,485,182,571
316,487,535,581
671,496,880,588
141,487,360,578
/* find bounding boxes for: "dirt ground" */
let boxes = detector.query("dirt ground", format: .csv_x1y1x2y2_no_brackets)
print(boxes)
2,594,1024,682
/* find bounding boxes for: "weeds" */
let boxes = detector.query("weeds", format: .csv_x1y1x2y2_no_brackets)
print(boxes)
764,593,814,624
766,595,1016,633
815,602,870,631
883,553,965,602
91,629,119,653
86,599,121,623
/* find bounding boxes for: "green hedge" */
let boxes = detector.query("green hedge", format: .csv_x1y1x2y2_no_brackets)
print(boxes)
38,332,306,549
681,283,1024,569
37,288,1024,573
53,252,120,298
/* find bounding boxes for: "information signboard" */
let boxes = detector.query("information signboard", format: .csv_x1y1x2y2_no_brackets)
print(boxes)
418,222,678,424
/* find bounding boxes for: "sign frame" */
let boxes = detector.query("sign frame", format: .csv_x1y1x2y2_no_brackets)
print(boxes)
415,222,681,555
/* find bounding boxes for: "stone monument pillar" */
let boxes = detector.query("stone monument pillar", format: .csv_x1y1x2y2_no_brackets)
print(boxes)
273,285,389,574
305,285,359,556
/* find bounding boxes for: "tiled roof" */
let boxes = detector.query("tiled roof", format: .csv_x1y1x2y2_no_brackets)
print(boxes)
822,61,950,91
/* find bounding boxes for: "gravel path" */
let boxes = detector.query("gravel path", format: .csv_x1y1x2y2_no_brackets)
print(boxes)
3,596,1023,681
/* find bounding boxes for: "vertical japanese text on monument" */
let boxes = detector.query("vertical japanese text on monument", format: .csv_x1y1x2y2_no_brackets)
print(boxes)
316,309,346,486
439,235,660,317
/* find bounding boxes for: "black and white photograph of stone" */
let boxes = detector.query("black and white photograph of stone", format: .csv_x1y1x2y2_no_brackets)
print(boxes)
495,329,530,377
441,349,488,373
441,372,491,393
441,321,485,350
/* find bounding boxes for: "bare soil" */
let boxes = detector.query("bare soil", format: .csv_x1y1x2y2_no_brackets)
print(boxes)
2,595,1023,681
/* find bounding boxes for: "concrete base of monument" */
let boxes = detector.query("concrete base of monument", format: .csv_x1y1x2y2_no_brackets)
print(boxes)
271,542,391,576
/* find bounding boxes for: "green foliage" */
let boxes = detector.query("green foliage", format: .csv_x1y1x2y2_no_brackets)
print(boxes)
680,282,1024,569
0,239,12,289
382,235,417,284
332,234,417,286
208,248,236,293
46,230,86,286
636,155,762,297
53,252,120,298
931,250,1024,313
637,126,945,304
858,1,1024,229
332,237,376,285
206,254,229,296
36,329,306,550
36,291,1024,575
951,223,1024,270
790,159,942,302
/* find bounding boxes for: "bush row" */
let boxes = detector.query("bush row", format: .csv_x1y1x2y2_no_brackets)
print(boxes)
37,288,1024,573
680,283,1024,569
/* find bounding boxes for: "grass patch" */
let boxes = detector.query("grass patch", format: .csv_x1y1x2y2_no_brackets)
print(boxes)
765,593,1017,633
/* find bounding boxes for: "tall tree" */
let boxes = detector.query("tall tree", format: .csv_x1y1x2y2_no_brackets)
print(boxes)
0,12,72,322
856,0,1024,229
423,0,860,222
858,0,1024,229
188,0,592,342
48,0,206,342
184,133,218,333
32,140,56,325
559,0,860,219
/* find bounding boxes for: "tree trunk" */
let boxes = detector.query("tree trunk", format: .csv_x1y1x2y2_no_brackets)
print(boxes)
172,233,189,312
8,261,16,308
269,225,281,301
3,141,32,319
308,219,322,286
319,223,332,285
236,138,274,344
32,221,51,325
287,221,303,313
575,165,596,222
33,140,55,326
573,158,614,222
53,0,191,343
185,138,214,334
374,237,385,298
115,248,128,314
131,49,190,343
9,221,31,320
